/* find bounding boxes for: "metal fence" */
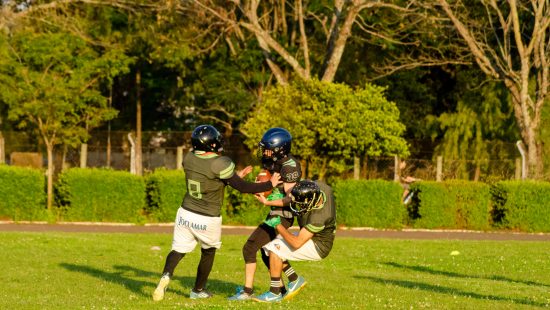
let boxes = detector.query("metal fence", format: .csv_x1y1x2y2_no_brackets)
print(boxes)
0,130,527,181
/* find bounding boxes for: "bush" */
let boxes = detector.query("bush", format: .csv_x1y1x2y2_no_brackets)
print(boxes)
410,181,491,230
333,179,405,228
0,165,46,221
56,168,146,223
145,169,186,222
491,181,550,232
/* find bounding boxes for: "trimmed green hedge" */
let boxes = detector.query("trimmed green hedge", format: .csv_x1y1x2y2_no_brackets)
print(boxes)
409,181,491,230
491,181,550,232
333,179,405,228
2,164,550,232
56,168,146,223
145,169,186,222
0,165,46,221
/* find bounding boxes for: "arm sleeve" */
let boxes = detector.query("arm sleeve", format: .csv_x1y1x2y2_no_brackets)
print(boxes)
225,174,273,193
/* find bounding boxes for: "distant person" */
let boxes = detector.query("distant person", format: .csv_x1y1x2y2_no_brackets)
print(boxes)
152,124,281,301
252,179,336,302
400,160,420,204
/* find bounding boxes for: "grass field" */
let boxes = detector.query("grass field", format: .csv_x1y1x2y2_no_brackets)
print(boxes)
1,232,549,309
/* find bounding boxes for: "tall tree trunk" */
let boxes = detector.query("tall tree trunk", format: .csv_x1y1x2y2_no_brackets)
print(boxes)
46,143,54,210
0,131,5,164
135,70,143,176
106,85,112,168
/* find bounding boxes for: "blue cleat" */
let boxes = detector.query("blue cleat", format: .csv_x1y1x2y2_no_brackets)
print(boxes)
252,291,283,303
190,289,213,299
228,286,253,301
284,276,307,300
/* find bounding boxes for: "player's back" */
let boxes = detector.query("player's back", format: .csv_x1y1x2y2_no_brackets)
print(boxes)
182,152,235,217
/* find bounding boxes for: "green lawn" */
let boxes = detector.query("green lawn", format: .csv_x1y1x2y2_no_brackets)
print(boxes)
1,232,549,309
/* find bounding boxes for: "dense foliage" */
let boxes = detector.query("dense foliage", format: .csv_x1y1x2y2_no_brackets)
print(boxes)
242,79,409,179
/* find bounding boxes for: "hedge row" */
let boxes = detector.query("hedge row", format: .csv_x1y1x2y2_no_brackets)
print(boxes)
1,165,550,232
0,165,46,221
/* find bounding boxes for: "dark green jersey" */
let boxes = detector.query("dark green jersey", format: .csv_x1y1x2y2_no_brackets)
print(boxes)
297,181,336,258
182,152,235,217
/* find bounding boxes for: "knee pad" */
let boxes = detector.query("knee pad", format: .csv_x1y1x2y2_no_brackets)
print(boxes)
242,239,261,263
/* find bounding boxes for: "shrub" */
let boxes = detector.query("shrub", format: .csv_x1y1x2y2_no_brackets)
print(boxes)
333,179,405,228
491,181,550,232
410,181,491,230
0,165,46,221
56,168,146,223
145,169,186,222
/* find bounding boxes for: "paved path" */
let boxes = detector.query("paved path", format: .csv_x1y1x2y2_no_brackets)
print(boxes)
1,221,549,241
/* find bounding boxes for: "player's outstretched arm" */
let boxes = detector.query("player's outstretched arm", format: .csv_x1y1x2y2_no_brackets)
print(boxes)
225,173,274,194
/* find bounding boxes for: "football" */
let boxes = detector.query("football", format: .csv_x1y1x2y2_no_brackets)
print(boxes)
255,169,273,197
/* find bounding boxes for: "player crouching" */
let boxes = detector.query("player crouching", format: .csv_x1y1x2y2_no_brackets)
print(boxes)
252,179,336,302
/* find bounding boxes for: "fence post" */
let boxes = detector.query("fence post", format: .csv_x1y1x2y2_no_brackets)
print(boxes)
436,156,443,182
394,155,400,182
80,143,87,168
176,146,184,170
128,133,136,174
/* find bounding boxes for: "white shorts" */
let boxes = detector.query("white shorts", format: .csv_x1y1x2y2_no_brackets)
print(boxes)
263,235,322,262
171,208,222,253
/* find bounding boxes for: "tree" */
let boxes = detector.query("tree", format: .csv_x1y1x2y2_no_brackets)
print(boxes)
0,30,128,210
426,70,518,180
417,0,550,178
187,0,415,84
241,79,408,180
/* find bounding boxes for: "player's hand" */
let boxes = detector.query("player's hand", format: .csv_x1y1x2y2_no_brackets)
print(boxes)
270,172,282,187
237,165,253,178
255,193,270,205
264,216,281,228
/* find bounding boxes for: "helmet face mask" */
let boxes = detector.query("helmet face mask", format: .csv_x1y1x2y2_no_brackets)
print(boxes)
191,125,224,153
258,127,292,162
289,180,322,216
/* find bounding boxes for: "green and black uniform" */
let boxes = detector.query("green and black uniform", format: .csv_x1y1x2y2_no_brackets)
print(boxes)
242,155,302,265
182,151,273,217
297,181,336,258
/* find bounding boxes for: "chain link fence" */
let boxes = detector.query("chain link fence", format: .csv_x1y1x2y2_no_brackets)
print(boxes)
0,130,527,181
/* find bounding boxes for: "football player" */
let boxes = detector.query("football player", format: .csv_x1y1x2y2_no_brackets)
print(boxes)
152,124,281,301
228,127,303,301
253,179,336,302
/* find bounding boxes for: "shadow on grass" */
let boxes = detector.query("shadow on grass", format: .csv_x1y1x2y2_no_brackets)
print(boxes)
383,261,550,289
357,275,547,307
59,263,239,298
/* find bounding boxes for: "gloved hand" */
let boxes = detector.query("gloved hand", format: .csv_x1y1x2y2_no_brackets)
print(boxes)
264,216,281,228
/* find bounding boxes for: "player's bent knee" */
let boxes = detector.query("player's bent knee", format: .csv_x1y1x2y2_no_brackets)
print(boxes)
243,240,261,263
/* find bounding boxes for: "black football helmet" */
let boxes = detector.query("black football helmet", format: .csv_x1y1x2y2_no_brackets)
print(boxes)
289,180,323,215
191,125,224,153
258,127,292,162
